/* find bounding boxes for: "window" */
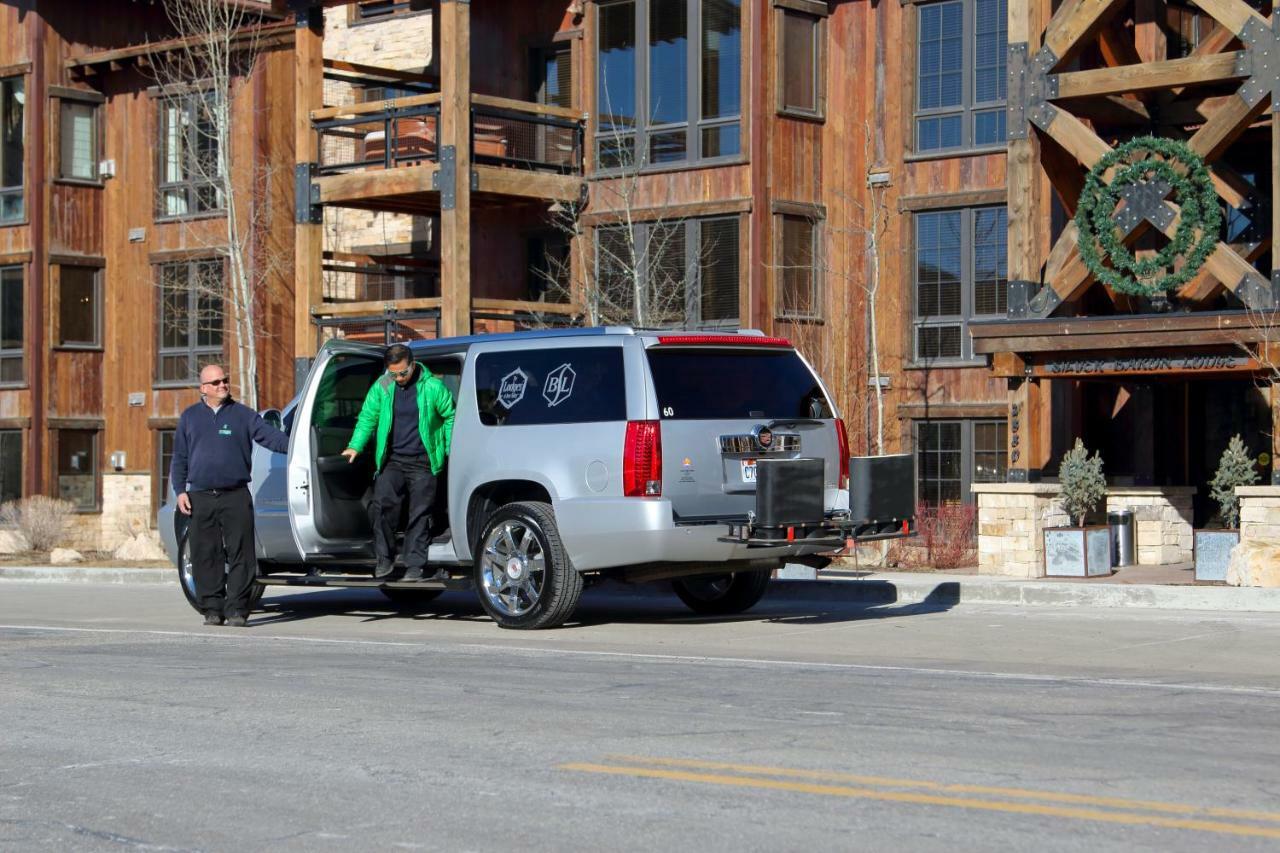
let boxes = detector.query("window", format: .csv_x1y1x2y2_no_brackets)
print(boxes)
594,216,739,327
1,76,23,223
647,348,832,420
535,46,573,110
57,429,98,511
913,206,1006,361
596,0,742,168
156,259,223,384
58,266,101,347
156,429,175,512
916,418,1006,503
0,266,22,384
157,92,224,218
776,2,825,117
0,430,20,504
59,100,98,181
914,0,1007,153
474,348,626,426
776,214,821,319
350,0,428,22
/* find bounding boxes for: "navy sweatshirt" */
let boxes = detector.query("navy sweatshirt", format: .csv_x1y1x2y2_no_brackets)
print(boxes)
170,399,291,493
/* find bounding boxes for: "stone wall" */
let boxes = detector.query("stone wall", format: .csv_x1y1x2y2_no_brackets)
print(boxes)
1237,485,1280,542
1105,487,1194,565
973,484,1067,578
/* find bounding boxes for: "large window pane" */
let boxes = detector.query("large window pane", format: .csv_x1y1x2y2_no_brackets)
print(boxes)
0,430,20,504
699,218,739,323
916,211,962,318
973,208,1008,316
59,266,100,346
157,93,223,218
649,0,688,125
916,0,1005,151
598,1,637,133
0,77,24,223
917,422,963,505
781,11,818,113
57,430,97,511
0,266,23,384
701,0,741,119
647,221,687,326
779,215,818,318
157,260,223,384
59,101,97,181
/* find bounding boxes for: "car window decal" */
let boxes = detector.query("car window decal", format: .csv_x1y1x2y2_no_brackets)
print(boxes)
542,363,576,407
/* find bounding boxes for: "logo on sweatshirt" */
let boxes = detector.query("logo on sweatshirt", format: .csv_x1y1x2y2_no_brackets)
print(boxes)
218,426,233,436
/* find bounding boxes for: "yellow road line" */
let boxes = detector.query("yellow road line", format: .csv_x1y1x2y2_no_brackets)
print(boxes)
603,754,1280,824
559,763,1280,841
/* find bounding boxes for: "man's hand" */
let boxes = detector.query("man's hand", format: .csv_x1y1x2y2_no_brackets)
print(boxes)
177,492,192,515
341,448,358,463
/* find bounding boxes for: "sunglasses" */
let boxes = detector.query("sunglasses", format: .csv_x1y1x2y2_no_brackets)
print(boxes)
389,366,413,378
202,377,230,387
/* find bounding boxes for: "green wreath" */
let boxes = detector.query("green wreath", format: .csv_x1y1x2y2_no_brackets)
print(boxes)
1074,135,1222,297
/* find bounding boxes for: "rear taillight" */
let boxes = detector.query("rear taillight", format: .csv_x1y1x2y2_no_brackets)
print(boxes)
836,418,850,490
624,420,662,497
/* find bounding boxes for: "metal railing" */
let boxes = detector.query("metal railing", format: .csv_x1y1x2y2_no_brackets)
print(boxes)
316,102,441,175
471,103,583,174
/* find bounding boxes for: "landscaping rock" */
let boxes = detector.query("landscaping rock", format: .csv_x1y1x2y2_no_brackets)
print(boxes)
0,529,28,554
112,533,167,562
1225,539,1280,588
49,548,84,565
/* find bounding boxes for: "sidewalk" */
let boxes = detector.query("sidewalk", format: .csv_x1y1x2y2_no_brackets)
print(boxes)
2,563,1279,613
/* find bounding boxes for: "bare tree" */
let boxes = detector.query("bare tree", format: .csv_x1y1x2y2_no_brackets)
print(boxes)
146,0,284,408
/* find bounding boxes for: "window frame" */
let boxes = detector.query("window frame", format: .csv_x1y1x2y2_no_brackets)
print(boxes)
914,417,1008,504
55,263,104,350
592,215,742,328
773,209,823,321
774,0,828,120
594,0,745,172
911,204,1007,365
0,428,22,505
55,428,100,514
155,90,225,221
0,264,24,387
154,427,176,519
154,258,225,388
911,0,1008,155
56,96,101,184
347,0,430,24
0,74,25,225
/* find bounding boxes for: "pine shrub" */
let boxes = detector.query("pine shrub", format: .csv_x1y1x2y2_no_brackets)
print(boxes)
1209,434,1258,529
1059,439,1106,527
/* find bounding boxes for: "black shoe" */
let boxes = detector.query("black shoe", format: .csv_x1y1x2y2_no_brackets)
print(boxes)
373,560,396,580
203,611,224,626
225,614,248,628
426,569,450,583
402,566,425,581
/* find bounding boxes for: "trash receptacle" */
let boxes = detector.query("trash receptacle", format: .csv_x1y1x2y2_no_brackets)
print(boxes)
1109,508,1135,567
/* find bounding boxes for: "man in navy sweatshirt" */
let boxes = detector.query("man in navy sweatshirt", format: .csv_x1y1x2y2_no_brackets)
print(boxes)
170,364,290,627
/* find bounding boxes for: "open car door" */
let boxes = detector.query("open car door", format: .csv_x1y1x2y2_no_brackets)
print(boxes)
288,341,386,558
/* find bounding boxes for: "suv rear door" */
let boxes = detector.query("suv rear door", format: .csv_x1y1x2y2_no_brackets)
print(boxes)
644,337,841,521
288,341,385,557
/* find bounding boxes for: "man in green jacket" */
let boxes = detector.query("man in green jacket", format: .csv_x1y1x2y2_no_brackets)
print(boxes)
342,344,455,581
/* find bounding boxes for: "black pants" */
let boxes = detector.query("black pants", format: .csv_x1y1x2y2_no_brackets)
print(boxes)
370,455,437,570
190,487,257,616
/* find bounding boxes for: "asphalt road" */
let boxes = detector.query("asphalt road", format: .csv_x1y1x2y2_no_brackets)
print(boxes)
2,581,1279,852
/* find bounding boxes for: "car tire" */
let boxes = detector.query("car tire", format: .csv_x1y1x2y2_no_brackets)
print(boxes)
672,569,772,616
474,501,582,630
380,588,444,608
177,534,266,615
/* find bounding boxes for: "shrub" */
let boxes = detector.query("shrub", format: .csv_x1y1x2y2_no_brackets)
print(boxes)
887,501,977,569
1209,434,1258,528
1058,439,1106,527
0,496,76,552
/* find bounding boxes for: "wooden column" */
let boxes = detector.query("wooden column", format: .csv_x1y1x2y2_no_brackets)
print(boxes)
293,3,324,385
1006,0,1045,481
439,0,472,338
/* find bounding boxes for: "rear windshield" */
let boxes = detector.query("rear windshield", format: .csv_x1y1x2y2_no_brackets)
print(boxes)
646,348,833,420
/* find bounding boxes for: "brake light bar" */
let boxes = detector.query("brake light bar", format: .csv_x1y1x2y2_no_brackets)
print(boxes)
623,420,662,497
655,334,793,347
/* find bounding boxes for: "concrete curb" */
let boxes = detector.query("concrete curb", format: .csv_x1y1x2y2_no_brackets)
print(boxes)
0,566,177,585
3,565,1279,613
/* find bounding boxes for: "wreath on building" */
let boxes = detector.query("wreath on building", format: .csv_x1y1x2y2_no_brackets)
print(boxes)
1074,135,1221,298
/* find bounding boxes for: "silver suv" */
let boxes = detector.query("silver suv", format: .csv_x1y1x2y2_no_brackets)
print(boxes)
160,328,911,629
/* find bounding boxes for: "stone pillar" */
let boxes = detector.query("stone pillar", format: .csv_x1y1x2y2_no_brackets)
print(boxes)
972,483,1066,578
1105,487,1194,565
1237,485,1280,543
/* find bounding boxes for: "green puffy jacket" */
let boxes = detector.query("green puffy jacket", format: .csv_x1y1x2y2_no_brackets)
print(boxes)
346,363,455,474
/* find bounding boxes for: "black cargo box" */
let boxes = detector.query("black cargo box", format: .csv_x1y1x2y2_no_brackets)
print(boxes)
755,457,825,527
849,453,914,523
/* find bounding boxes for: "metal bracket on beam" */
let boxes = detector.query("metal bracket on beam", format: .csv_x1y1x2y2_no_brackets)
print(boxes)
1007,43,1029,139
433,145,456,209
294,163,322,225
1113,179,1175,234
1027,283,1064,318
290,2,323,29
1008,42,1059,138
1007,279,1035,318
1235,15,1280,111
1236,268,1278,310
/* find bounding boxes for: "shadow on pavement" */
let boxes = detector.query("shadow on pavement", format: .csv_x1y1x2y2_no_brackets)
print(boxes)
245,580,958,630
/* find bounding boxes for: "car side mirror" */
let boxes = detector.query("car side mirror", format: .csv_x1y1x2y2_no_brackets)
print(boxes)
263,409,284,431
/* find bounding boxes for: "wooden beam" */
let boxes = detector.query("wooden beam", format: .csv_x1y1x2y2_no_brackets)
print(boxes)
313,297,443,317
1187,93,1269,162
323,58,438,86
977,327,1268,352
471,298,580,316
1054,52,1244,99
472,165,584,202
971,310,1265,337
311,92,441,121
1007,378,1042,480
1096,20,1143,68
1042,0,1130,68
314,163,440,204
471,93,582,121
1186,0,1266,38
1037,108,1112,169
1176,236,1270,301
295,6,325,363
67,21,292,70
439,0,472,339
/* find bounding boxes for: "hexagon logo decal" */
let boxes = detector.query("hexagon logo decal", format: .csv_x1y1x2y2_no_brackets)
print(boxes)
542,362,576,407
498,368,529,409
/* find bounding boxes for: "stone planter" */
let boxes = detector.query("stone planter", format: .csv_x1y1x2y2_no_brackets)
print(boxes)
1044,526,1112,577
1193,529,1240,582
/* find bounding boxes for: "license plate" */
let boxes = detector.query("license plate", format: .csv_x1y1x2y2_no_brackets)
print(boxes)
740,458,757,483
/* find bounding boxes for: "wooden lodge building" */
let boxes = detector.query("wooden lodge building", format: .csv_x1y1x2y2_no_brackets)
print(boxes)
2,0,1279,552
